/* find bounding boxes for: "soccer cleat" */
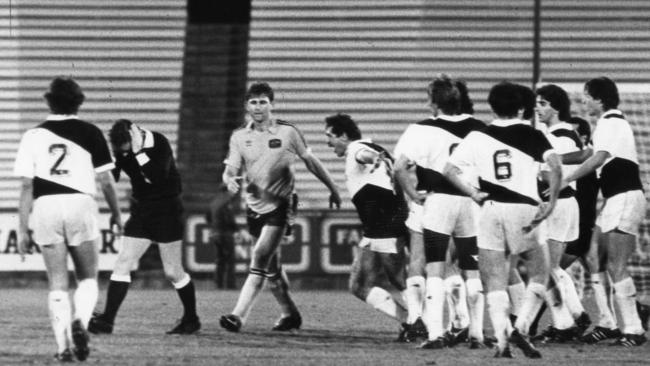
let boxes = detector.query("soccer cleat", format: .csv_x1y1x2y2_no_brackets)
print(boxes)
610,333,647,347
574,312,592,334
580,326,622,344
166,316,201,335
54,348,74,363
469,337,486,349
272,312,302,331
493,345,513,358
482,334,497,348
71,319,90,361
410,317,428,339
418,336,447,349
508,329,542,359
220,314,242,332
88,313,114,334
636,302,650,331
396,323,414,343
444,326,469,347
531,326,556,343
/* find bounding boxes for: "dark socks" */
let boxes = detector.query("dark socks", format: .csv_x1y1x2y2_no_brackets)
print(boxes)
103,280,130,323
176,280,198,320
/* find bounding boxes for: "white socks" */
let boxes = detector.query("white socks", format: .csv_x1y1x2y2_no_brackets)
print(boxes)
613,277,644,334
423,277,445,340
507,281,525,317
591,272,617,329
487,290,510,350
554,268,585,318
73,279,98,328
445,275,470,329
365,287,407,323
404,276,425,324
49,290,72,353
232,272,266,322
466,278,484,340
514,282,545,335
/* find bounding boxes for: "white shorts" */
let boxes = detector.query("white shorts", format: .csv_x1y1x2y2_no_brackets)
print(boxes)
477,201,546,255
405,201,424,233
31,194,100,246
422,194,477,237
597,190,645,235
543,197,579,242
358,237,398,254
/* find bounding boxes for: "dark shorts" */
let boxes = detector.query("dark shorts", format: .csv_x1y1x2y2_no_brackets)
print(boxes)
246,194,297,238
124,196,184,243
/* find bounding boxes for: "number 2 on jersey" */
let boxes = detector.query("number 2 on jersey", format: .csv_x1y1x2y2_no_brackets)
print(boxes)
49,144,69,176
493,149,512,181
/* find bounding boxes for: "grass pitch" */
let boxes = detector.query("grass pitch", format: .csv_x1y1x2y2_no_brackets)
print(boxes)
0,288,649,365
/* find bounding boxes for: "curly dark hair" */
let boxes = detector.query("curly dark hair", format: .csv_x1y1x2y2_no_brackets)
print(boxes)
109,119,134,147
44,77,85,114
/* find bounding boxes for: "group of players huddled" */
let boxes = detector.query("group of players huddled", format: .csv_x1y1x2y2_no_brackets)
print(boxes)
15,75,649,362
323,75,649,358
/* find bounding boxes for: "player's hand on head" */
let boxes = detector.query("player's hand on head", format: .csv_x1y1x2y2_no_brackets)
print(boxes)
329,190,341,209
129,124,143,153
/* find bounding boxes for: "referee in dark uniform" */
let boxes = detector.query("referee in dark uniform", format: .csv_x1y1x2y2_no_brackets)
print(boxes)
89,119,200,335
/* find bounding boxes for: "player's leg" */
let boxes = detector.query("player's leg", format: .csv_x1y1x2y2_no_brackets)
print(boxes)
357,247,408,323
42,242,73,359
159,240,201,334
221,223,285,331
403,203,426,328
444,245,469,336
67,239,99,361
606,231,646,344
267,250,302,331
560,227,592,332
481,248,512,357
420,229,451,349
582,225,621,343
89,236,150,334
455,235,484,348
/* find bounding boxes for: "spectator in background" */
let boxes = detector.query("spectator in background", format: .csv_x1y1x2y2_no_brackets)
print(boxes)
208,185,239,289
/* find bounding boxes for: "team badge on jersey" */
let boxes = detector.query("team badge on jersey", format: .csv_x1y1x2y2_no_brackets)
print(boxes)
269,139,282,148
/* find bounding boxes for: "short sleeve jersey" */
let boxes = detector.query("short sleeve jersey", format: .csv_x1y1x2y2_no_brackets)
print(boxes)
14,115,114,198
224,119,307,214
545,122,583,192
449,119,554,205
591,110,643,198
345,140,407,239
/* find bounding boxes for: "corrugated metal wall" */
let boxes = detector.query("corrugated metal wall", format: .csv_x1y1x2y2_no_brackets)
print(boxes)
0,0,186,210
247,0,650,210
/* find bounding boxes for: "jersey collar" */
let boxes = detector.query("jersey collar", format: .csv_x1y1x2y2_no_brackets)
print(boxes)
46,114,78,121
491,118,527,127
601,109,623,118
141,128,154,149
246,119,279,134
436,114,467,122
548,122,574,133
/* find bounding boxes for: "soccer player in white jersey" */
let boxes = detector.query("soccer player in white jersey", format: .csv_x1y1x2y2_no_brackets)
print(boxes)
393,113,429,343
444,82,563,358
397,75,486,350
14,77,123,362
531,84,590,341
561,77,647,346
220,82,341,332
324,113,411,338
